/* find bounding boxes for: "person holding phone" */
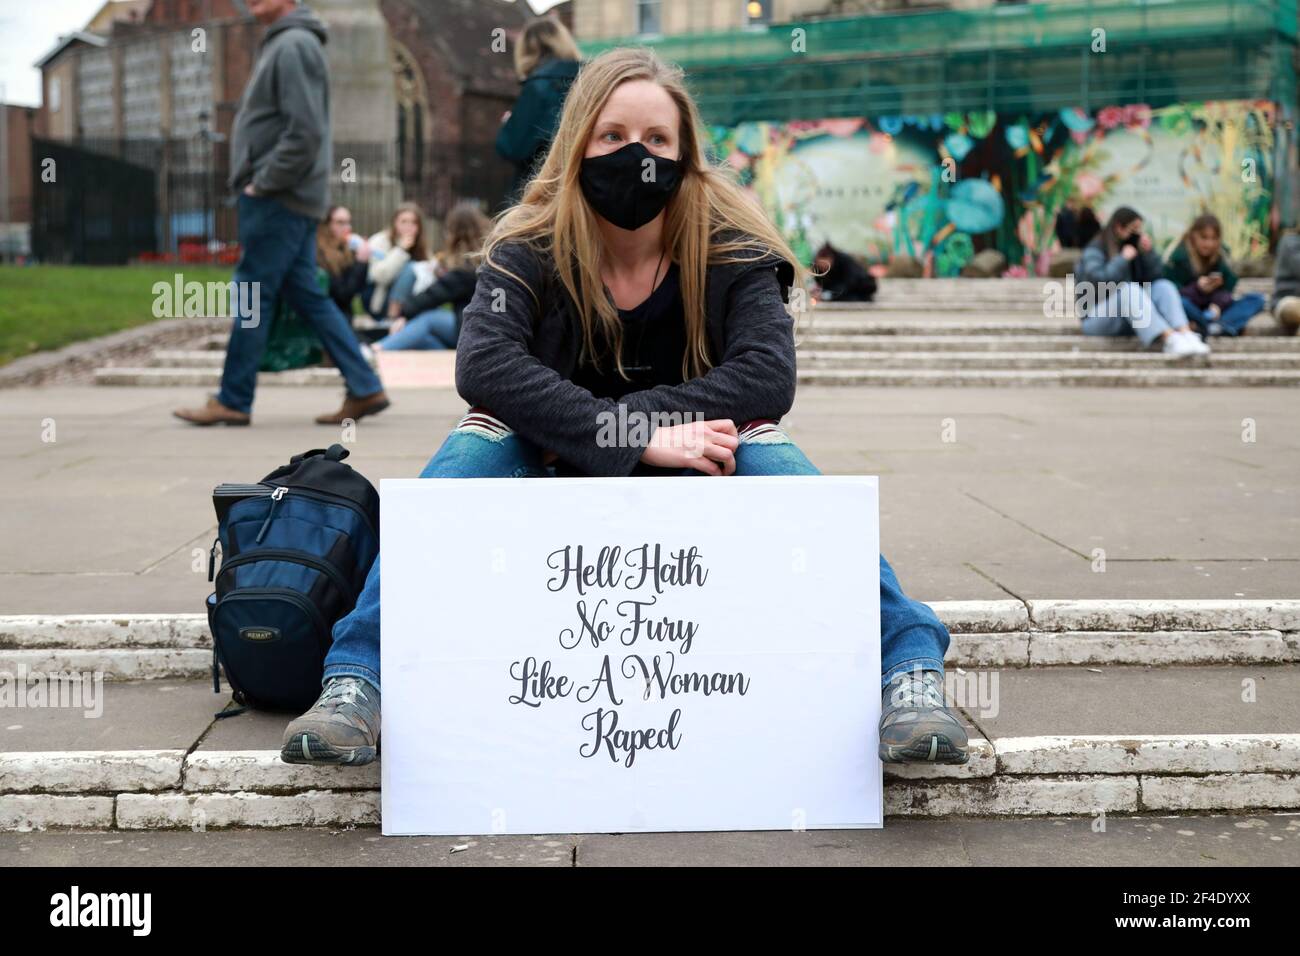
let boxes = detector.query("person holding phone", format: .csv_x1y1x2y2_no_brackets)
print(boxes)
278,46,969,771
1164,213,1265,337
1076,207,1209,356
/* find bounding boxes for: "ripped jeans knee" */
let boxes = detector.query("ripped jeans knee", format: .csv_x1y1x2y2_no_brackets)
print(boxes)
733,419,819,476
453,407,514,442
419,407,546,478
737,418,792,445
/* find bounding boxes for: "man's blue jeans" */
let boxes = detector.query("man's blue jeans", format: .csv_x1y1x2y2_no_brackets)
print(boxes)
217,194,383,413
323,415,951,692
1181,293,1266,336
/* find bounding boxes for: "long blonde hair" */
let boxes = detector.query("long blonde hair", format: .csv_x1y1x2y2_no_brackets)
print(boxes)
514,17,580,80
485,46,804,380
1182,213,1224,276
440,201,491,271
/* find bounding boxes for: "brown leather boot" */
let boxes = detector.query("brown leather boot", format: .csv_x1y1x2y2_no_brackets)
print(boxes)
173,396,251,426
314,390,391,425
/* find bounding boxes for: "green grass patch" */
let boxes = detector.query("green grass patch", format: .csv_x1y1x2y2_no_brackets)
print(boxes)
0,264,232,366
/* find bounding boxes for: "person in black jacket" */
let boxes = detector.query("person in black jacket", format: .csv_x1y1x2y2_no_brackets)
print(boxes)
282,46,968,773
1054,198,1101,249
316,205,369,318
375,202,490,350
495,17,581,202
813,241,878,302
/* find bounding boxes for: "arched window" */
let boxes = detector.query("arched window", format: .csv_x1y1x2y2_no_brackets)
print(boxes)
392,41,427,187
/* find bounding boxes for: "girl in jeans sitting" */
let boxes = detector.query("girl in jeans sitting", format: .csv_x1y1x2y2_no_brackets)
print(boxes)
280,47,967,769
1077,206,1210,357
1163,213,1266,337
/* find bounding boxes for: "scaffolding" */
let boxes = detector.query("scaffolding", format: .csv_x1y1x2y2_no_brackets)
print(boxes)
581,0,1299,124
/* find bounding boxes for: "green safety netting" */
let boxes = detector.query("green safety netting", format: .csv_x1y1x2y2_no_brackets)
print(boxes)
581,0,1298,124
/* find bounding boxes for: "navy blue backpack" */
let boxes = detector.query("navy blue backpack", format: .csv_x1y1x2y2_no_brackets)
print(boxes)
206,445,379,712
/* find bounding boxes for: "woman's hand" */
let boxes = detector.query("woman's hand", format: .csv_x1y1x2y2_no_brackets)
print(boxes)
1121,244,1139,261
641,419,740,476
1197,275,1216,292
387,317,407,335
1138,233,1153,253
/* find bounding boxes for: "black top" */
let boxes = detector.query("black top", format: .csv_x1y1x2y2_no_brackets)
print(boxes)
455,237,797,477
572,262,690,400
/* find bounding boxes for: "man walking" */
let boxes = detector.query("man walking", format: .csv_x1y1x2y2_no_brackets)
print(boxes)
175,0,390,426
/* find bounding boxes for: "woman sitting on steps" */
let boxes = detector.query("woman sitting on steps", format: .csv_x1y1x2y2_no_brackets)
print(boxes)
280,46,968,770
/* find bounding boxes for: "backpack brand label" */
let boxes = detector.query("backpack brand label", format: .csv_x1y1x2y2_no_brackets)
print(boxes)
239,626,281,643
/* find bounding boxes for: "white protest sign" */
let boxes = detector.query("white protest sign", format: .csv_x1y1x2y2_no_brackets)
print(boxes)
380,475,881,835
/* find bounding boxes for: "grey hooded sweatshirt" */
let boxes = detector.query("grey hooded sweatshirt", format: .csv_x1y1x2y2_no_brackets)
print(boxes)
228,6,332,219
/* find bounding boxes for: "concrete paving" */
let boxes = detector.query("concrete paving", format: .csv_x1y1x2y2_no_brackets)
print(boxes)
1,813,1296,866
966,665,1300,738
8,668,1297,759
1,384,1296,613
0,680,219,752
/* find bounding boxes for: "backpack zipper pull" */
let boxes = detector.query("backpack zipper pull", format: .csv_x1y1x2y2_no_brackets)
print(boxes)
255,486,288,544
207,536,220,582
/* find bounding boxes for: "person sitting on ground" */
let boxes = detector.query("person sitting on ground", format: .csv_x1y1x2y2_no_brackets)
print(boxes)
376,202,492,351
1163,213,1265,338
364,202,431,320
1055,197,1101,250
317,205,370,319
496,16,581,201
812,241,878,303
279,45,969,770
1076,206,1209,357
1272,228,1300,336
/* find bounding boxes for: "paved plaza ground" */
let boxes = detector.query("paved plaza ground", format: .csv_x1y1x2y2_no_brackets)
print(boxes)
2,383,1296,615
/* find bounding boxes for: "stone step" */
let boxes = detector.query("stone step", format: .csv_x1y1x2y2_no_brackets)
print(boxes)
822,277,1275,295
149,350,231,368
94,367,342,387
801,313,1286,335
3,663,1297,828
2,601,1295,679
797,367,1300,386
797,334,1300,353
797,350,1300,371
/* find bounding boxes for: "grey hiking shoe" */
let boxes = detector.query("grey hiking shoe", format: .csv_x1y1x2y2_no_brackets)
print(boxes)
280,677,380,766
879,669,969,764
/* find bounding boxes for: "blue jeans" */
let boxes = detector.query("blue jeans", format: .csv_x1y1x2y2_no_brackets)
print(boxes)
1181,293,1266,336
364,261,418,319
218,194,382,413
1080,278,1188,347
376,306,458,350
324,415,951,692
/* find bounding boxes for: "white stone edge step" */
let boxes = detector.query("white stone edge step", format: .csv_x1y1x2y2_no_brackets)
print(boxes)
2,602,1296,673
3,736,1298,829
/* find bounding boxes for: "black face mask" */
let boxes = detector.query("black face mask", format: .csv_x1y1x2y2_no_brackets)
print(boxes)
579,141,682,231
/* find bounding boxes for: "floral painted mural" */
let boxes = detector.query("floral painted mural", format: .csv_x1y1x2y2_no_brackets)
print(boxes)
707,100,1277,277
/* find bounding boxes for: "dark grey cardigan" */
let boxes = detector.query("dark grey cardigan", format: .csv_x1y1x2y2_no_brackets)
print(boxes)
454,237,798,477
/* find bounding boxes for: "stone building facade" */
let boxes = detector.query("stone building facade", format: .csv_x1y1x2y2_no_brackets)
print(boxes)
32,0,542,257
